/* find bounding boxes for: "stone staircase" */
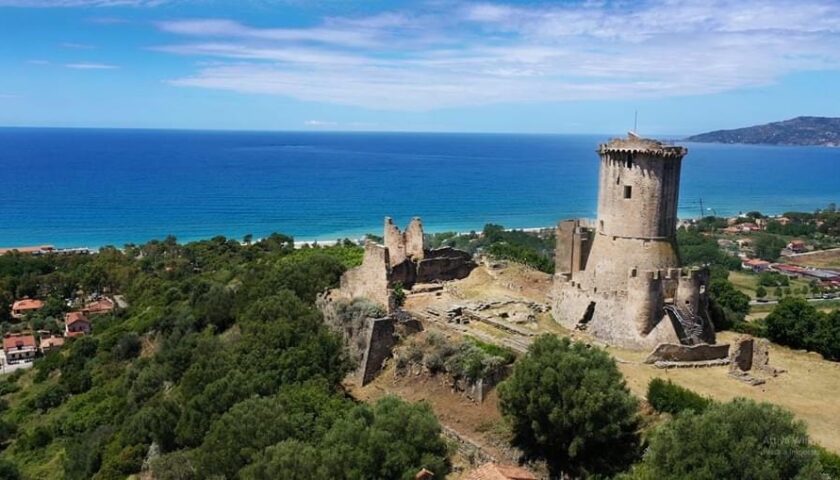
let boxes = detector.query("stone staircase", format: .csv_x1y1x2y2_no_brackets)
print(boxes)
663,304,706,345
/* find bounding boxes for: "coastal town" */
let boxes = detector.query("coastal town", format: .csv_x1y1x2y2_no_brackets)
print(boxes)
3,295,120,373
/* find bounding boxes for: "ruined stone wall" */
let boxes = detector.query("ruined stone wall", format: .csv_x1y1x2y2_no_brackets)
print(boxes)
556,220,594,277
416,247,477,283
359,317,396,385
338,242,392,310
384,217,408,266
405,217,425,261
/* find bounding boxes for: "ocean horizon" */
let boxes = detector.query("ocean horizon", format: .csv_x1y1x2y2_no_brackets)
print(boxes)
2,127,839,249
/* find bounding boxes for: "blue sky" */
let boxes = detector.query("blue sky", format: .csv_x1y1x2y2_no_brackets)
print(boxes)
1,0,839,135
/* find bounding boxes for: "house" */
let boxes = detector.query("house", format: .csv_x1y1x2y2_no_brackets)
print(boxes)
83,297,115,316
464,463,537,480
0,245,55,256
11,298,45,320
64,311,91,336
787,240,807,253
742,258,771,273
38,332,65,354
3,333,37,363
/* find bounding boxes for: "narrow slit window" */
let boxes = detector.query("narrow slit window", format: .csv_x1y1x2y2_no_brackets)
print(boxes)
623,185,632,199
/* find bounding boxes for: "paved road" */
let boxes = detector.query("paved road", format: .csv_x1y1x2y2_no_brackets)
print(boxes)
750,297,839,306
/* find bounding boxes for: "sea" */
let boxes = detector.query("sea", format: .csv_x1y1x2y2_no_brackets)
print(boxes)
1,128,839,249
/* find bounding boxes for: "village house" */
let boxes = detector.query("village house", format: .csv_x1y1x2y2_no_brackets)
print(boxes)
3,332,37,363
11,298,45,320
742,258,771,273
83,297,115,316
787,239,808,253
65,311,91,337
38,331,65,355
0,245,55,256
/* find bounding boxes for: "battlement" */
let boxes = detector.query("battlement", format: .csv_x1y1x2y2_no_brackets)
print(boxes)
598,133,687,158
629,266,708,281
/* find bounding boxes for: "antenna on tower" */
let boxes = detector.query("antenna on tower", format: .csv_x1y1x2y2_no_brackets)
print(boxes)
633,110,638,134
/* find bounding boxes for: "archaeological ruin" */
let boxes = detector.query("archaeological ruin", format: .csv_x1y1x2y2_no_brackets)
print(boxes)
552,133,715,350
328,216,476,312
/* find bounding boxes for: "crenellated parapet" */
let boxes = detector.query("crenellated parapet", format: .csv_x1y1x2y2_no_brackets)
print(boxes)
552,134,714,350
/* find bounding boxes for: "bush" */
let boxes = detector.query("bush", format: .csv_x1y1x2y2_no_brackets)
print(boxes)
498,335,639,477
634,399,823,479
0,459,21,480
647,379,712,415
33,384,68,412
765,297,840,360
112,332,142,361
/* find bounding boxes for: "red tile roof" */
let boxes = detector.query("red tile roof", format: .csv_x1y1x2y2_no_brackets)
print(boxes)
464,463,537,480
0,245,54,255
12,299,44,311
84,297,115,315
3,333,36,351
64,311,89,326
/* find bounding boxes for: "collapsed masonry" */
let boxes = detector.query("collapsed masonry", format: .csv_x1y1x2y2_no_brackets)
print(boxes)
322,217,477,385
329,217,477,312
552,134,715,350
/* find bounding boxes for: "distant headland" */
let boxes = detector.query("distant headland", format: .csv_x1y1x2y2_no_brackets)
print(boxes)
686,116,840,147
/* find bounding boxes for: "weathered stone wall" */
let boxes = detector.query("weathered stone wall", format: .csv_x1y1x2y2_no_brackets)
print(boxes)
384,217,408,266
645,342,730,363
405,217,425,261
359,317,396,385
596,149,683,240
416,247,477,283
338,242,392,310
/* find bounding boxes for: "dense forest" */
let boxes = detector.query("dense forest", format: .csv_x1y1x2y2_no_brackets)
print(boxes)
0,235,449,479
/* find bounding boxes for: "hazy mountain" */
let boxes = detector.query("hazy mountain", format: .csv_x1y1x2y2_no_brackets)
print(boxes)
686,116,840,147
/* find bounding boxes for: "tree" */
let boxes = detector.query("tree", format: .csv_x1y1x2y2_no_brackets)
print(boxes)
498,335,640,477
319,396,450,480
631,399,823,479
754,234,787,262
755,286,767,299
0,459,21,480
647,379,711,415
765,297,822,351
240,440,322,480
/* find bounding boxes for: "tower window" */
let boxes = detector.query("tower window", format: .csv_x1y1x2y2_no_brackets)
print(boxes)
623,185,632,199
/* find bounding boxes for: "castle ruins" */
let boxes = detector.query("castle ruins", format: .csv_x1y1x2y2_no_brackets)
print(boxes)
552,133,715,349
329,217,476,312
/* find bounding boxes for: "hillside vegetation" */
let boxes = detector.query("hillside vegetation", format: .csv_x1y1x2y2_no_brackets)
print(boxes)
686,116,840,146
0,236,449,479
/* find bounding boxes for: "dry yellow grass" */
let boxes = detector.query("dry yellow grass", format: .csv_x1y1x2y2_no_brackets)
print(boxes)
612,331,840,453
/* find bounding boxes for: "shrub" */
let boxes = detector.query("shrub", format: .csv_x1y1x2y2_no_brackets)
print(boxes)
647,378,712,415
498,335,640,477
635,398,823,479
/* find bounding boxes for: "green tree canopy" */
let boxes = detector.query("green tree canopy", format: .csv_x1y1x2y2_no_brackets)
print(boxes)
498,335,640,477
630,399,823,480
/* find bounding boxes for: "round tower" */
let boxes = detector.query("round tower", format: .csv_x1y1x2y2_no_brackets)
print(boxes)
595,133,686,239
577,134,686,293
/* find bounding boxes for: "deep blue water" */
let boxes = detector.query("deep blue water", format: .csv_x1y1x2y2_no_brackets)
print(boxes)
1,128,838,248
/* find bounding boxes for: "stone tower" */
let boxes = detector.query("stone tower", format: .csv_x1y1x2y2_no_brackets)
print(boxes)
552,133,714,349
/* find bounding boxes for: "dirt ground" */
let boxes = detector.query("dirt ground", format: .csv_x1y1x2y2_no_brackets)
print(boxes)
355,260,840,477
788,248,840,269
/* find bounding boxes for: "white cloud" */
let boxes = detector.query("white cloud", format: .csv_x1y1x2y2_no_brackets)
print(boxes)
304,120,337,127
155,0,840,110
27,59,50,65
0,93,20,99
65,62,119,69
